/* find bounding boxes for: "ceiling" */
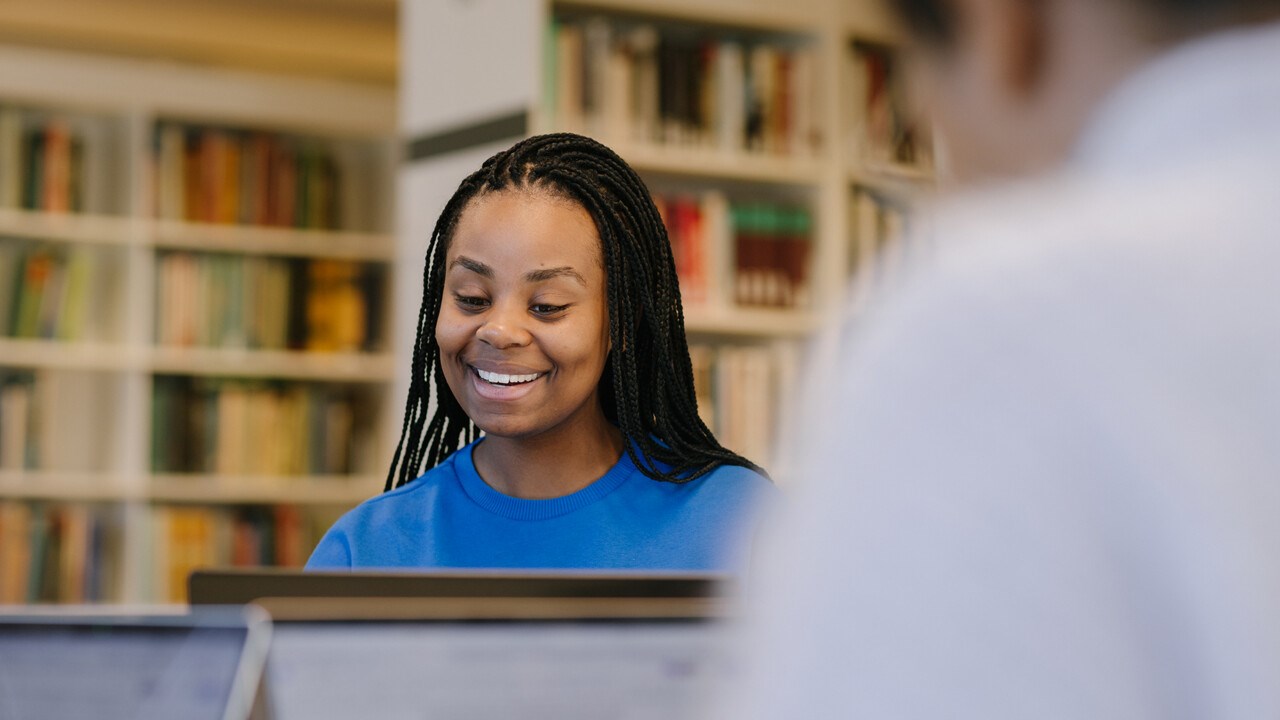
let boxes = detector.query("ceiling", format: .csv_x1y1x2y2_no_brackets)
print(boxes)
0,0,398,86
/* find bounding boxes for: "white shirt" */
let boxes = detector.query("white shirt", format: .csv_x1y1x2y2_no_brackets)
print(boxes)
725,19,1280,720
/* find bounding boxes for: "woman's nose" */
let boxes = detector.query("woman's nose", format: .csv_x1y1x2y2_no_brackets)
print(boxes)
475,304,532,349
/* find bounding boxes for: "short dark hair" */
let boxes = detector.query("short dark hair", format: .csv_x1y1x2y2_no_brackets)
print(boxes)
889,0,1280,47
386,133,762,491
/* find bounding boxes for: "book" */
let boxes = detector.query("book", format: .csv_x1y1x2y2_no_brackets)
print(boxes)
849,188,914,311
42,119,73,213
55,246,95,341
153,376,365,476
153,122,355,230
548,16,819,156
0,376,33,470
0,107,23,208
848,41,933,171
0,240,21,336
0,501,34,603
11,246,53,337
686,340,808,474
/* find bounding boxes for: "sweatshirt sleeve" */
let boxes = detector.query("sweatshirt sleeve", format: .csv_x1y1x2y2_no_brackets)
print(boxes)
305,524,354,569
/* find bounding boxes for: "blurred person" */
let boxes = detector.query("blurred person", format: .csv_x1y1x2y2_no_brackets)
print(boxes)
725,0,1280,717
307,133,773,572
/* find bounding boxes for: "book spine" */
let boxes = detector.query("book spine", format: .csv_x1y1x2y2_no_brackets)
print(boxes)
0,107,22,208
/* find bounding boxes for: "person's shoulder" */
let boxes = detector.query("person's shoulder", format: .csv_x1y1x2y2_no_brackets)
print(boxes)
649,458,777,502
924,155,1271,297
339,450,466,519
703,462,775,491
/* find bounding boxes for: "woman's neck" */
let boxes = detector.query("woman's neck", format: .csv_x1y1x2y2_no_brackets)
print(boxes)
472,412,625,500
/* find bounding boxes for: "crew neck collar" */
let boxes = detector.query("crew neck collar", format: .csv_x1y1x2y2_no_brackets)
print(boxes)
453,440,639,520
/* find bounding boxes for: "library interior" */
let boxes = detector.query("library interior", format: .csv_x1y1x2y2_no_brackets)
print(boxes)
0,0,925,604
3,0,1280,717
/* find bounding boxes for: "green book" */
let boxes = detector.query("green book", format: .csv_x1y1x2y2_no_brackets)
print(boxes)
25,505,48,603
0,241,21,336
12,246,52,338
22,126,43,210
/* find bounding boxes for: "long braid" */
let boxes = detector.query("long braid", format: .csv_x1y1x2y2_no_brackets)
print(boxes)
386,133,762,491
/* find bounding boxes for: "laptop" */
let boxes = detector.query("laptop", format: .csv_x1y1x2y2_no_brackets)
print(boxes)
188,567,728,606
259,595,732,720
0,605,272,720
187,569,735,719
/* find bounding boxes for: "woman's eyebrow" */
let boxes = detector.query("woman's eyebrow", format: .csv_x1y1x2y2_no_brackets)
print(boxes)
525,266,586,285
449,256,492,277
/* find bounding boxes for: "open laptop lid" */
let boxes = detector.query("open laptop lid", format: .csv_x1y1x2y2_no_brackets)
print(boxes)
188,567,728,607
0,605,271,720
261,595,730,720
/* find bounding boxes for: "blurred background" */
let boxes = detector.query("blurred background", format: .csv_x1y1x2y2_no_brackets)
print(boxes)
0,0,933,604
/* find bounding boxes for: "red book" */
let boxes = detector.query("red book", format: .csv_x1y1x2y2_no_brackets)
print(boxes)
41,121,72,213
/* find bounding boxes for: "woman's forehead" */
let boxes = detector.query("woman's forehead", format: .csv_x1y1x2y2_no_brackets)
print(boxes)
449,188,605,268
448,189,605,273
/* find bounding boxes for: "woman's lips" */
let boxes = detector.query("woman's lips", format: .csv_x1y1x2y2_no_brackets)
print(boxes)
468,365,546,401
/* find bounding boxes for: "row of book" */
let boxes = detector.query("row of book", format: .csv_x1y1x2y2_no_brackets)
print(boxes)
142,504,326,603
0,107,114,214
153,122,368,230
0,500,331,604
846,41,933,171
0,501,123,604
151,376,368,476
849,188,925,313
0,370,110,476
655,192,813,310
689,341,801,472
0,240,115,341
155,252,383,352
548,17,818,156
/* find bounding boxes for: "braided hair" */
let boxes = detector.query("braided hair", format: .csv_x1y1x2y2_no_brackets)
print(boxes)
386,133,761,491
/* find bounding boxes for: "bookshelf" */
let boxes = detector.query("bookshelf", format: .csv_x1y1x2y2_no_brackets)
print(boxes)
404,0,934,479
0,46,396,603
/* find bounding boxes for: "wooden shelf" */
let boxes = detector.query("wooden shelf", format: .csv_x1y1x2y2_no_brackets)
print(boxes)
0,338,139,371
0,211,396,261
683,305,817,338
149,474,381,505
147,346,396,382
850,164,935,200
0,208,138,246
844,0,906,44
150,220,395,261
0,470,137,502
609,140,823,186
555,0,823,33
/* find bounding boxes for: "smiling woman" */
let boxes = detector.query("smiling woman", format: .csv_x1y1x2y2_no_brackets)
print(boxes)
306,133,776,572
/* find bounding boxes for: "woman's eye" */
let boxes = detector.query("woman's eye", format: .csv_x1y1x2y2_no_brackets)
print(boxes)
454,295,489,310
531,303,569,317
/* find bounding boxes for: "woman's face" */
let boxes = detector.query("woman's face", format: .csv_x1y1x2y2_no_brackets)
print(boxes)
435,189,612,442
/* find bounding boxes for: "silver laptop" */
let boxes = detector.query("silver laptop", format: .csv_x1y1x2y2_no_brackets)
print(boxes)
0,605,271,720
260,596,731,720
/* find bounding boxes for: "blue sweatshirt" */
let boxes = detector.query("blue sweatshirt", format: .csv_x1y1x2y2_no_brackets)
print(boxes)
306,440,774,572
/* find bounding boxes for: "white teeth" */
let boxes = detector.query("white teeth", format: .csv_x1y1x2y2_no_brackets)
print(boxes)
476,368,540,385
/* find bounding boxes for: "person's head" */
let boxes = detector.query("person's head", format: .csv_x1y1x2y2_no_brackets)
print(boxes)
387,133,758,490
889,0,1280,182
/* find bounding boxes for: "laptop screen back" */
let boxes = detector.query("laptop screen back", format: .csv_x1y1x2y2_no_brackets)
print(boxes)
267,618,730,720
0,609,268,720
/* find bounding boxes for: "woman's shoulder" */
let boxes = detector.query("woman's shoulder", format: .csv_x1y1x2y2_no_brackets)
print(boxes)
341,448,469,518
699,462,778,502
698,460,774,487
628,449,776,500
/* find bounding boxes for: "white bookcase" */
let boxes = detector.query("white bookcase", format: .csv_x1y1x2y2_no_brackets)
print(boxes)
401,0,935,481
0,45,397,603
